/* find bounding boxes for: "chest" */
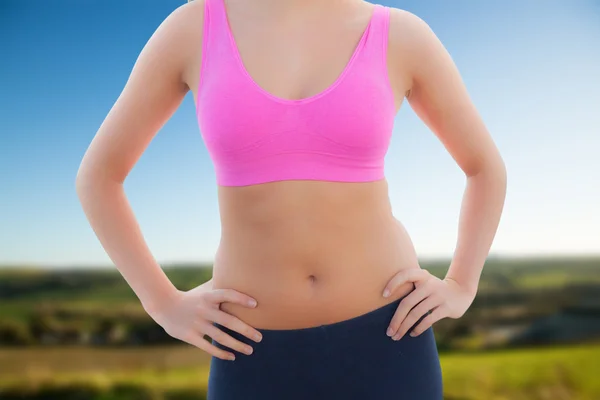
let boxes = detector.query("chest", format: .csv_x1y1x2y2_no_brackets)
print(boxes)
220,4,376,102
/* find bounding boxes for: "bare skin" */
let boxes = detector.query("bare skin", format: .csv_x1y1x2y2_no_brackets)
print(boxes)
76,0,506,361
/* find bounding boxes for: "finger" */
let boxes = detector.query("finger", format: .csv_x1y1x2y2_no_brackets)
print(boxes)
383,268,430,298
202,322,255,356
182,332,236,361
207,308,263,343
204,289,258,308
409,306,446,337
393,295,442,340
386,281,436,337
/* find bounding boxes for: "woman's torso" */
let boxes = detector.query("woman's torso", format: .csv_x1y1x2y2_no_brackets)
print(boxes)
184,0,417,329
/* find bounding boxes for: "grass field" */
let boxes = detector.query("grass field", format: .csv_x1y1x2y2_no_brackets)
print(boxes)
442,344,600,400
1,257,598,398
1,343,599,400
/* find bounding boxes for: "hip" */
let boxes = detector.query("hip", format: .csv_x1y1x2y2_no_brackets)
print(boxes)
208,294,443,400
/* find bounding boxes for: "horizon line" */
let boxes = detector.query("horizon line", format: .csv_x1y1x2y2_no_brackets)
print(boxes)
2,252,600,270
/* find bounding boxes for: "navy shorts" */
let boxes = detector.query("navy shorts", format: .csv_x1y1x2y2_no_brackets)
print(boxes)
207,296,443,399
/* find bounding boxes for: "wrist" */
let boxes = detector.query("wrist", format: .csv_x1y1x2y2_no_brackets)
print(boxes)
140,282,181,316
444,276,478,298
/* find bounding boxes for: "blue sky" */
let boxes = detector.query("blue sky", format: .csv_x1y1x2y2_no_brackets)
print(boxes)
1,0,599,267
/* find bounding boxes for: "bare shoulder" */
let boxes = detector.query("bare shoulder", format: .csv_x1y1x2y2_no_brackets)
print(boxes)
174,0,207,91
144,0,206,91
77,0,208,183
167,0,206,40
388,7,439,59
388,8,432,35
386,7,445,94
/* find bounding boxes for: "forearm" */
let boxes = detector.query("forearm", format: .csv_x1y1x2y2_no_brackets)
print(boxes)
445,163,507,295
75,175,178,311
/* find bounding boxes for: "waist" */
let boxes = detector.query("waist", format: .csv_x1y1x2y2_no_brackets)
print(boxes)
212,219,419,329
211,179,419,329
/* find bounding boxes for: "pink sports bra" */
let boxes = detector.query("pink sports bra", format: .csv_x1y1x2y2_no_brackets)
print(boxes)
195,0,395,186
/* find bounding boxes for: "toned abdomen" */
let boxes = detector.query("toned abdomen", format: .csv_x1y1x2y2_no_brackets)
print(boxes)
211,179,419,330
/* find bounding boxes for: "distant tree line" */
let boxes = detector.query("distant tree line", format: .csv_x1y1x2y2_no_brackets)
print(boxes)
1,282,599,351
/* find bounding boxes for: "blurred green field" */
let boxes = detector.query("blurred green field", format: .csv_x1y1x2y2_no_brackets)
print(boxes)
1,257,599,399
442,343,600,400
1,257,599,319
1,343,599,399
1,256,599,303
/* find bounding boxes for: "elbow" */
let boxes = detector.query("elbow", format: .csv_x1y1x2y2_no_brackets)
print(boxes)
75,155,94,196
470,153,507,197
75,166,126,208
75,167,93,201
75,168,119,209
498,157,507,188
75,154,125,198
490,151,507,190
466,151,507,188
75,160,104,200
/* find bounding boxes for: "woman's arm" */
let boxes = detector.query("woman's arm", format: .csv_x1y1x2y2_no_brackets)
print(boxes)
383,9,507,339
396,9,506,294
75,2,200,312
402,13,507,295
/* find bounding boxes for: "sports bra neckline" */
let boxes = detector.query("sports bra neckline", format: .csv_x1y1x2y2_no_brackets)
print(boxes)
218,0,382,105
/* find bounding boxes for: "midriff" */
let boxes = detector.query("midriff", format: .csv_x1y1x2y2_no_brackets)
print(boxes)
211,178,419,330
